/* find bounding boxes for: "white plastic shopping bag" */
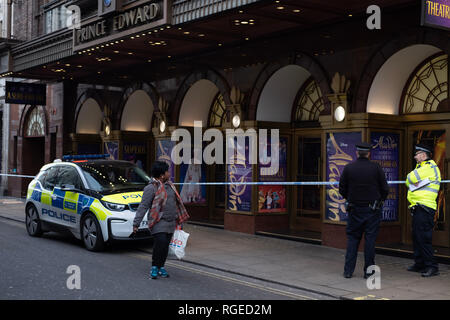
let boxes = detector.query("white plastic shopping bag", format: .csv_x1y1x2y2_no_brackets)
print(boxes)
169,226,190,260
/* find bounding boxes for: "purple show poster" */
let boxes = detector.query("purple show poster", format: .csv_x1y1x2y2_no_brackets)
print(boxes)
326,132,360,221
421,0,450,31
156,139,175,182
259,136,287,182
227,137,252,212
104,141,119,160
371,132,399,222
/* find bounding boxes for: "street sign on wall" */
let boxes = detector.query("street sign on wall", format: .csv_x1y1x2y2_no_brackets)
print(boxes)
5,82,46,105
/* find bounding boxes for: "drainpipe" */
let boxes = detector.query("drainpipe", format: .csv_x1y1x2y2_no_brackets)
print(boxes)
6,0,12,39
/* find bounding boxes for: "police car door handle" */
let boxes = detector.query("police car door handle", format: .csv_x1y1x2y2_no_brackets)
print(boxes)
51,194,57,200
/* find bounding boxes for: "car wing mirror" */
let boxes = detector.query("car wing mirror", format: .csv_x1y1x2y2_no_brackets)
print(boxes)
61,184,84,193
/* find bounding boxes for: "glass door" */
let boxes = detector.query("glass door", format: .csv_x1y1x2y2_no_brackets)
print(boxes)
408,127,449,247
293,135,322,233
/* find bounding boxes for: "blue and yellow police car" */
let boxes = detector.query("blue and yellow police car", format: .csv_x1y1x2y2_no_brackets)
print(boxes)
25,154,151,251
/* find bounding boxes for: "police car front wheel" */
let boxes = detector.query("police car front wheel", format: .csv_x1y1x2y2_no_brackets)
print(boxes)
81,213,105,252
25,205,43,237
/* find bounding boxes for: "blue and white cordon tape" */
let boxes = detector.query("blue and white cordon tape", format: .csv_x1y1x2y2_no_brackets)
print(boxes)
1,173,449,185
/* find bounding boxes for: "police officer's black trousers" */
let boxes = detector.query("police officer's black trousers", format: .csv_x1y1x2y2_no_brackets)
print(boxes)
412,206,438,270
152,232,173,268
344,207,381,275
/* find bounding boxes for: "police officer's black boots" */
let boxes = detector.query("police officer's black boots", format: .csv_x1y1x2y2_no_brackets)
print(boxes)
407,265,426,273
421,268,439,277
343,272,352,279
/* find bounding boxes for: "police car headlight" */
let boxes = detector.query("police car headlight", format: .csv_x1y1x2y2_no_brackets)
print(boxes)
101,201,126,212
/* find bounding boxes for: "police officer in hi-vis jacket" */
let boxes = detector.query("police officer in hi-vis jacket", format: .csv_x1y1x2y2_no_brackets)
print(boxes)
405,143,441,277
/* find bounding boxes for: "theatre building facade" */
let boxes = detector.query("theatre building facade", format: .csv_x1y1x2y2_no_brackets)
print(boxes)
2,0,450,252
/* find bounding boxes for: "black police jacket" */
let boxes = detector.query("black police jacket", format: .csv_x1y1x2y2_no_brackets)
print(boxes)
338,157,389,206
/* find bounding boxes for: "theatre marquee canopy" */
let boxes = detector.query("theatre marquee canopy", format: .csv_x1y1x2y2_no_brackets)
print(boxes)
4,0,417,86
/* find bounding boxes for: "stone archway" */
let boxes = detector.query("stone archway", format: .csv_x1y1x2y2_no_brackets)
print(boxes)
172,68,231,126
73,90,105,134
75,98,103,134
120,90,155,132
19,105,48,196
248,53,331,121
117,82,159,131
353,30,450,114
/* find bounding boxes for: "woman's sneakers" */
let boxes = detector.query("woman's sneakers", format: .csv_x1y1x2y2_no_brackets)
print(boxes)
151,266,159,279
159,267,169,278
150,266,169,279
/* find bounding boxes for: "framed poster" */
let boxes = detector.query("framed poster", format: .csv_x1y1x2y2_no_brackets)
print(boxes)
371,132,400,222
104,141,119,160
325,132,360,222
258,136,288,213
227,136,252,212
179,162,207,205
156,139,175,181
258,185,286,213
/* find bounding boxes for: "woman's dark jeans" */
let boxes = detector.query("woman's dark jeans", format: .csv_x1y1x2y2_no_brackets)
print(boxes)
152,232,173,268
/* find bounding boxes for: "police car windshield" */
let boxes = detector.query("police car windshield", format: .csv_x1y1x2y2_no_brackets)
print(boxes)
78,161,150,195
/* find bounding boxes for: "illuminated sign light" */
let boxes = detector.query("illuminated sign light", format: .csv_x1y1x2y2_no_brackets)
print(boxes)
421,0,450,31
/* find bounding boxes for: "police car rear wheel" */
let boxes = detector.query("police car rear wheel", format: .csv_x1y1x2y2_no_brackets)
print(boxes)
25,205,43,237
81,214,105,252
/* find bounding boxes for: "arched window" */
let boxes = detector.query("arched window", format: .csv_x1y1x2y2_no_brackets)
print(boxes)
25,107,45,137
293,78,324,121
208,93,226,127
402,54,448,114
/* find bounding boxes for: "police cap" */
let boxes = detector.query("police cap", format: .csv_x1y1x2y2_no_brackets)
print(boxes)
415,143,432,154
356,142,372,152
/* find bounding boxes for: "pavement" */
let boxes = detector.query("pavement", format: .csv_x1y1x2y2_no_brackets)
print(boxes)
2,196,450,300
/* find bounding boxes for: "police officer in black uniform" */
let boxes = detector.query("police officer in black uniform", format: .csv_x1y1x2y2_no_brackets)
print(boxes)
339,142,389,279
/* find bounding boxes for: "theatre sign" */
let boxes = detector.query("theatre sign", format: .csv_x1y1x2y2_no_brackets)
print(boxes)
421,0,450,31
73,0,171,51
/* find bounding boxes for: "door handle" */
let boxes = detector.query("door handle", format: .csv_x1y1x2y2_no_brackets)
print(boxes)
51,194,57,200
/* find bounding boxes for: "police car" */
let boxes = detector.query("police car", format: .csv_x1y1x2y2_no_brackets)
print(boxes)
25,154,152,251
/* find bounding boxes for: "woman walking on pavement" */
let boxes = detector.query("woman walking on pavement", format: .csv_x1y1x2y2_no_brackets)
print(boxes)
133,161,190,279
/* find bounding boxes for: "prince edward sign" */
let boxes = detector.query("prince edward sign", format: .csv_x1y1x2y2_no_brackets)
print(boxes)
74,0,170,51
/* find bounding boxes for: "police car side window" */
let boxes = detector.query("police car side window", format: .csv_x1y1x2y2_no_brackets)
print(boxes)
37,170,48,185
57,166,83,190
43,167,59,191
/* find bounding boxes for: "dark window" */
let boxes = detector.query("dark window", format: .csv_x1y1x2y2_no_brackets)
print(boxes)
13,136,17,170
297,137,321,217
43,166,59,191
57,166,83,190
38,169,49,185
50,133,57,162
215,164,226,208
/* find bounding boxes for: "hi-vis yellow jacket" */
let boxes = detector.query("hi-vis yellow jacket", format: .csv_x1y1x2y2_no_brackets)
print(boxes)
405,160,441,210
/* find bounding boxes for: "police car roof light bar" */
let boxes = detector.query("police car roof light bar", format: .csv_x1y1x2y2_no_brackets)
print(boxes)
62,154,110,161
